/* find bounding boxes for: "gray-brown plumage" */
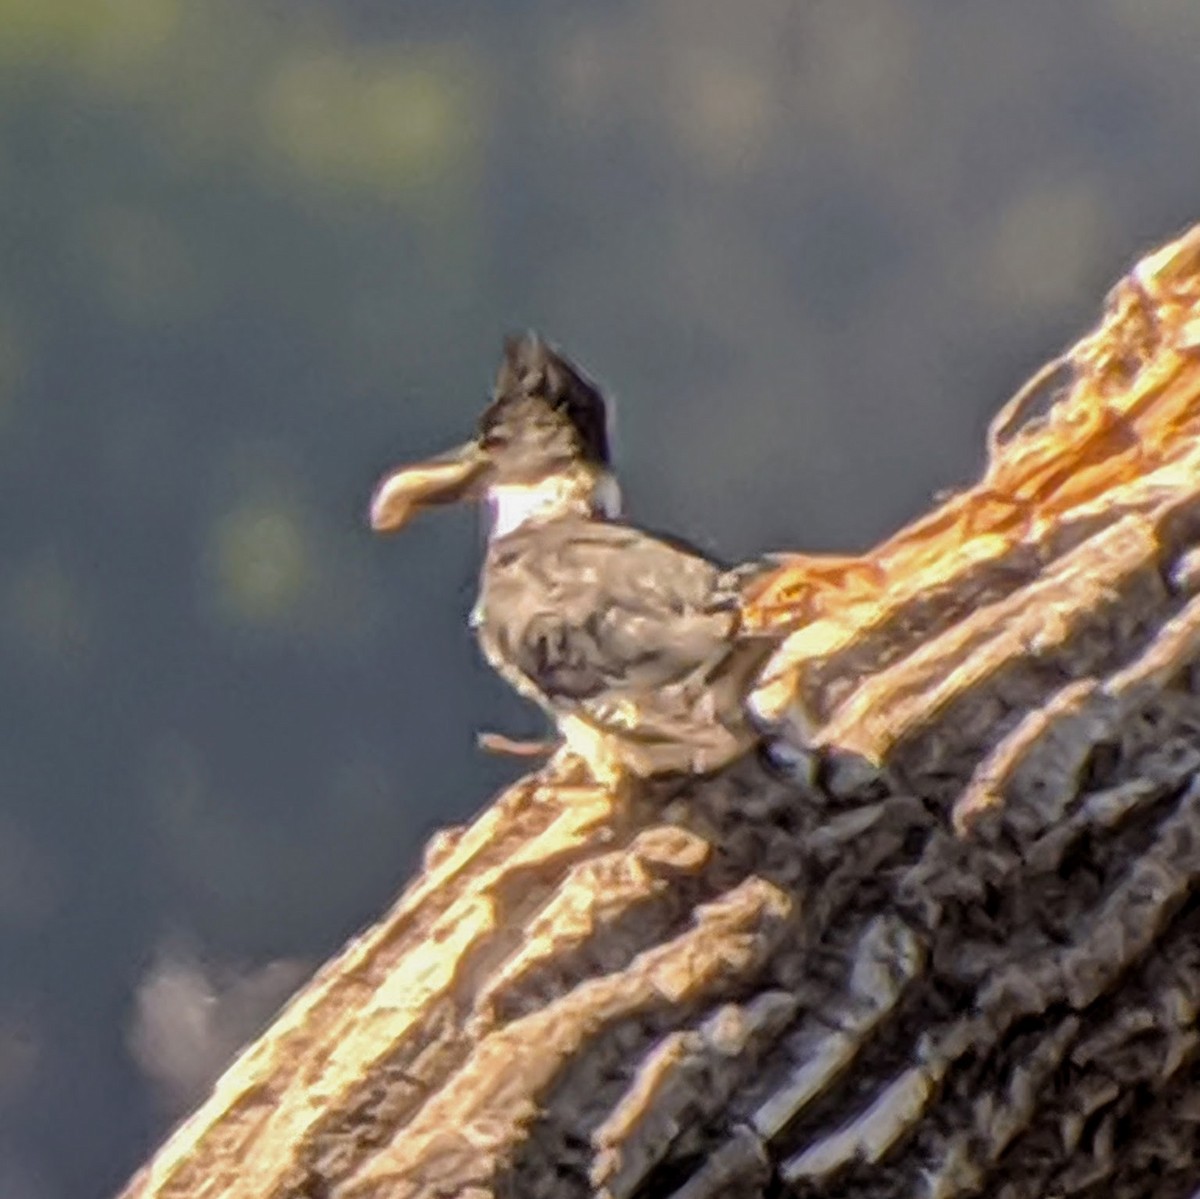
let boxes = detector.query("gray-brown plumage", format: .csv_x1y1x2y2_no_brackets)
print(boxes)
370,333,777,781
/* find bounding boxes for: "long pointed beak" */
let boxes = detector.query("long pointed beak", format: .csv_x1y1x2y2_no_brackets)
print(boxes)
368,441,490,533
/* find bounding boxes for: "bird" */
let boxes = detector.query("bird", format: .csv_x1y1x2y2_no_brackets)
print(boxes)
368,333,780,787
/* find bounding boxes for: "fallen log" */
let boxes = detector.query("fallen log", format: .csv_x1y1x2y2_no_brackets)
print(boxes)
119,222,1200,1199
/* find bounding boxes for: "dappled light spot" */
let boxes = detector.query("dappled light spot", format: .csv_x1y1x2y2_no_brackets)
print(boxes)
205,497,312,629
260,46,481,198
0,0,180,76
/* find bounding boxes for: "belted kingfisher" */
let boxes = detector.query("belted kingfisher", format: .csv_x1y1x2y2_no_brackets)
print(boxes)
369,334,778,784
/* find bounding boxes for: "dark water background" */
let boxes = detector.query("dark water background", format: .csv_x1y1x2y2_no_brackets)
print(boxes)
1,3,1197,1195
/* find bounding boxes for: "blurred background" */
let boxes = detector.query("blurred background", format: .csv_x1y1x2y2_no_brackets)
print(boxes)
1,2,1198,1194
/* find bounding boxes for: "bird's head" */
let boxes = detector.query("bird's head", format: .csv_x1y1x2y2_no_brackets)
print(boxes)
369,334,620,538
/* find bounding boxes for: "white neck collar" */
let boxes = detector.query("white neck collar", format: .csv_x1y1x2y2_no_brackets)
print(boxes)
487,472,621,539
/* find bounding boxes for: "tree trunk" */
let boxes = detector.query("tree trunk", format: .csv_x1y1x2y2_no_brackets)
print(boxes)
119,224,1200,1199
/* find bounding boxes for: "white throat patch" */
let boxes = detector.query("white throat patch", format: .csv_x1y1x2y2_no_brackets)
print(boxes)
487,472,621,539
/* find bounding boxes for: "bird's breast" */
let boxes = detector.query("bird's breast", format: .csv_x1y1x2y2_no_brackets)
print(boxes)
472,590,553,709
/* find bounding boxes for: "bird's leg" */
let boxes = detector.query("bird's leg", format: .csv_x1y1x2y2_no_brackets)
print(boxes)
476,730,560,758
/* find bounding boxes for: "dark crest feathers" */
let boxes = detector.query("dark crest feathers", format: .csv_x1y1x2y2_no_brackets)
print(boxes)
478,333,611,469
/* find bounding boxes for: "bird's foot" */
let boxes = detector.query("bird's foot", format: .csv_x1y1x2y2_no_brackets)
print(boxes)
540,747,600,786
532,747,633,812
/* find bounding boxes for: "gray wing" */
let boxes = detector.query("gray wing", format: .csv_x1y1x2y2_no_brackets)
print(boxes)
483,521,736,705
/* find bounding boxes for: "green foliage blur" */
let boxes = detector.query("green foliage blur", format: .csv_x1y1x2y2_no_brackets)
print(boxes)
2,2,1200,1196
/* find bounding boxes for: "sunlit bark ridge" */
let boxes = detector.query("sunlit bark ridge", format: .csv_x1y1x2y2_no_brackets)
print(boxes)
120,223,1200,1199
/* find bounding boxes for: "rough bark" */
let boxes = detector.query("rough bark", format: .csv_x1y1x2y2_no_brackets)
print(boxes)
119,224,1200,1199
